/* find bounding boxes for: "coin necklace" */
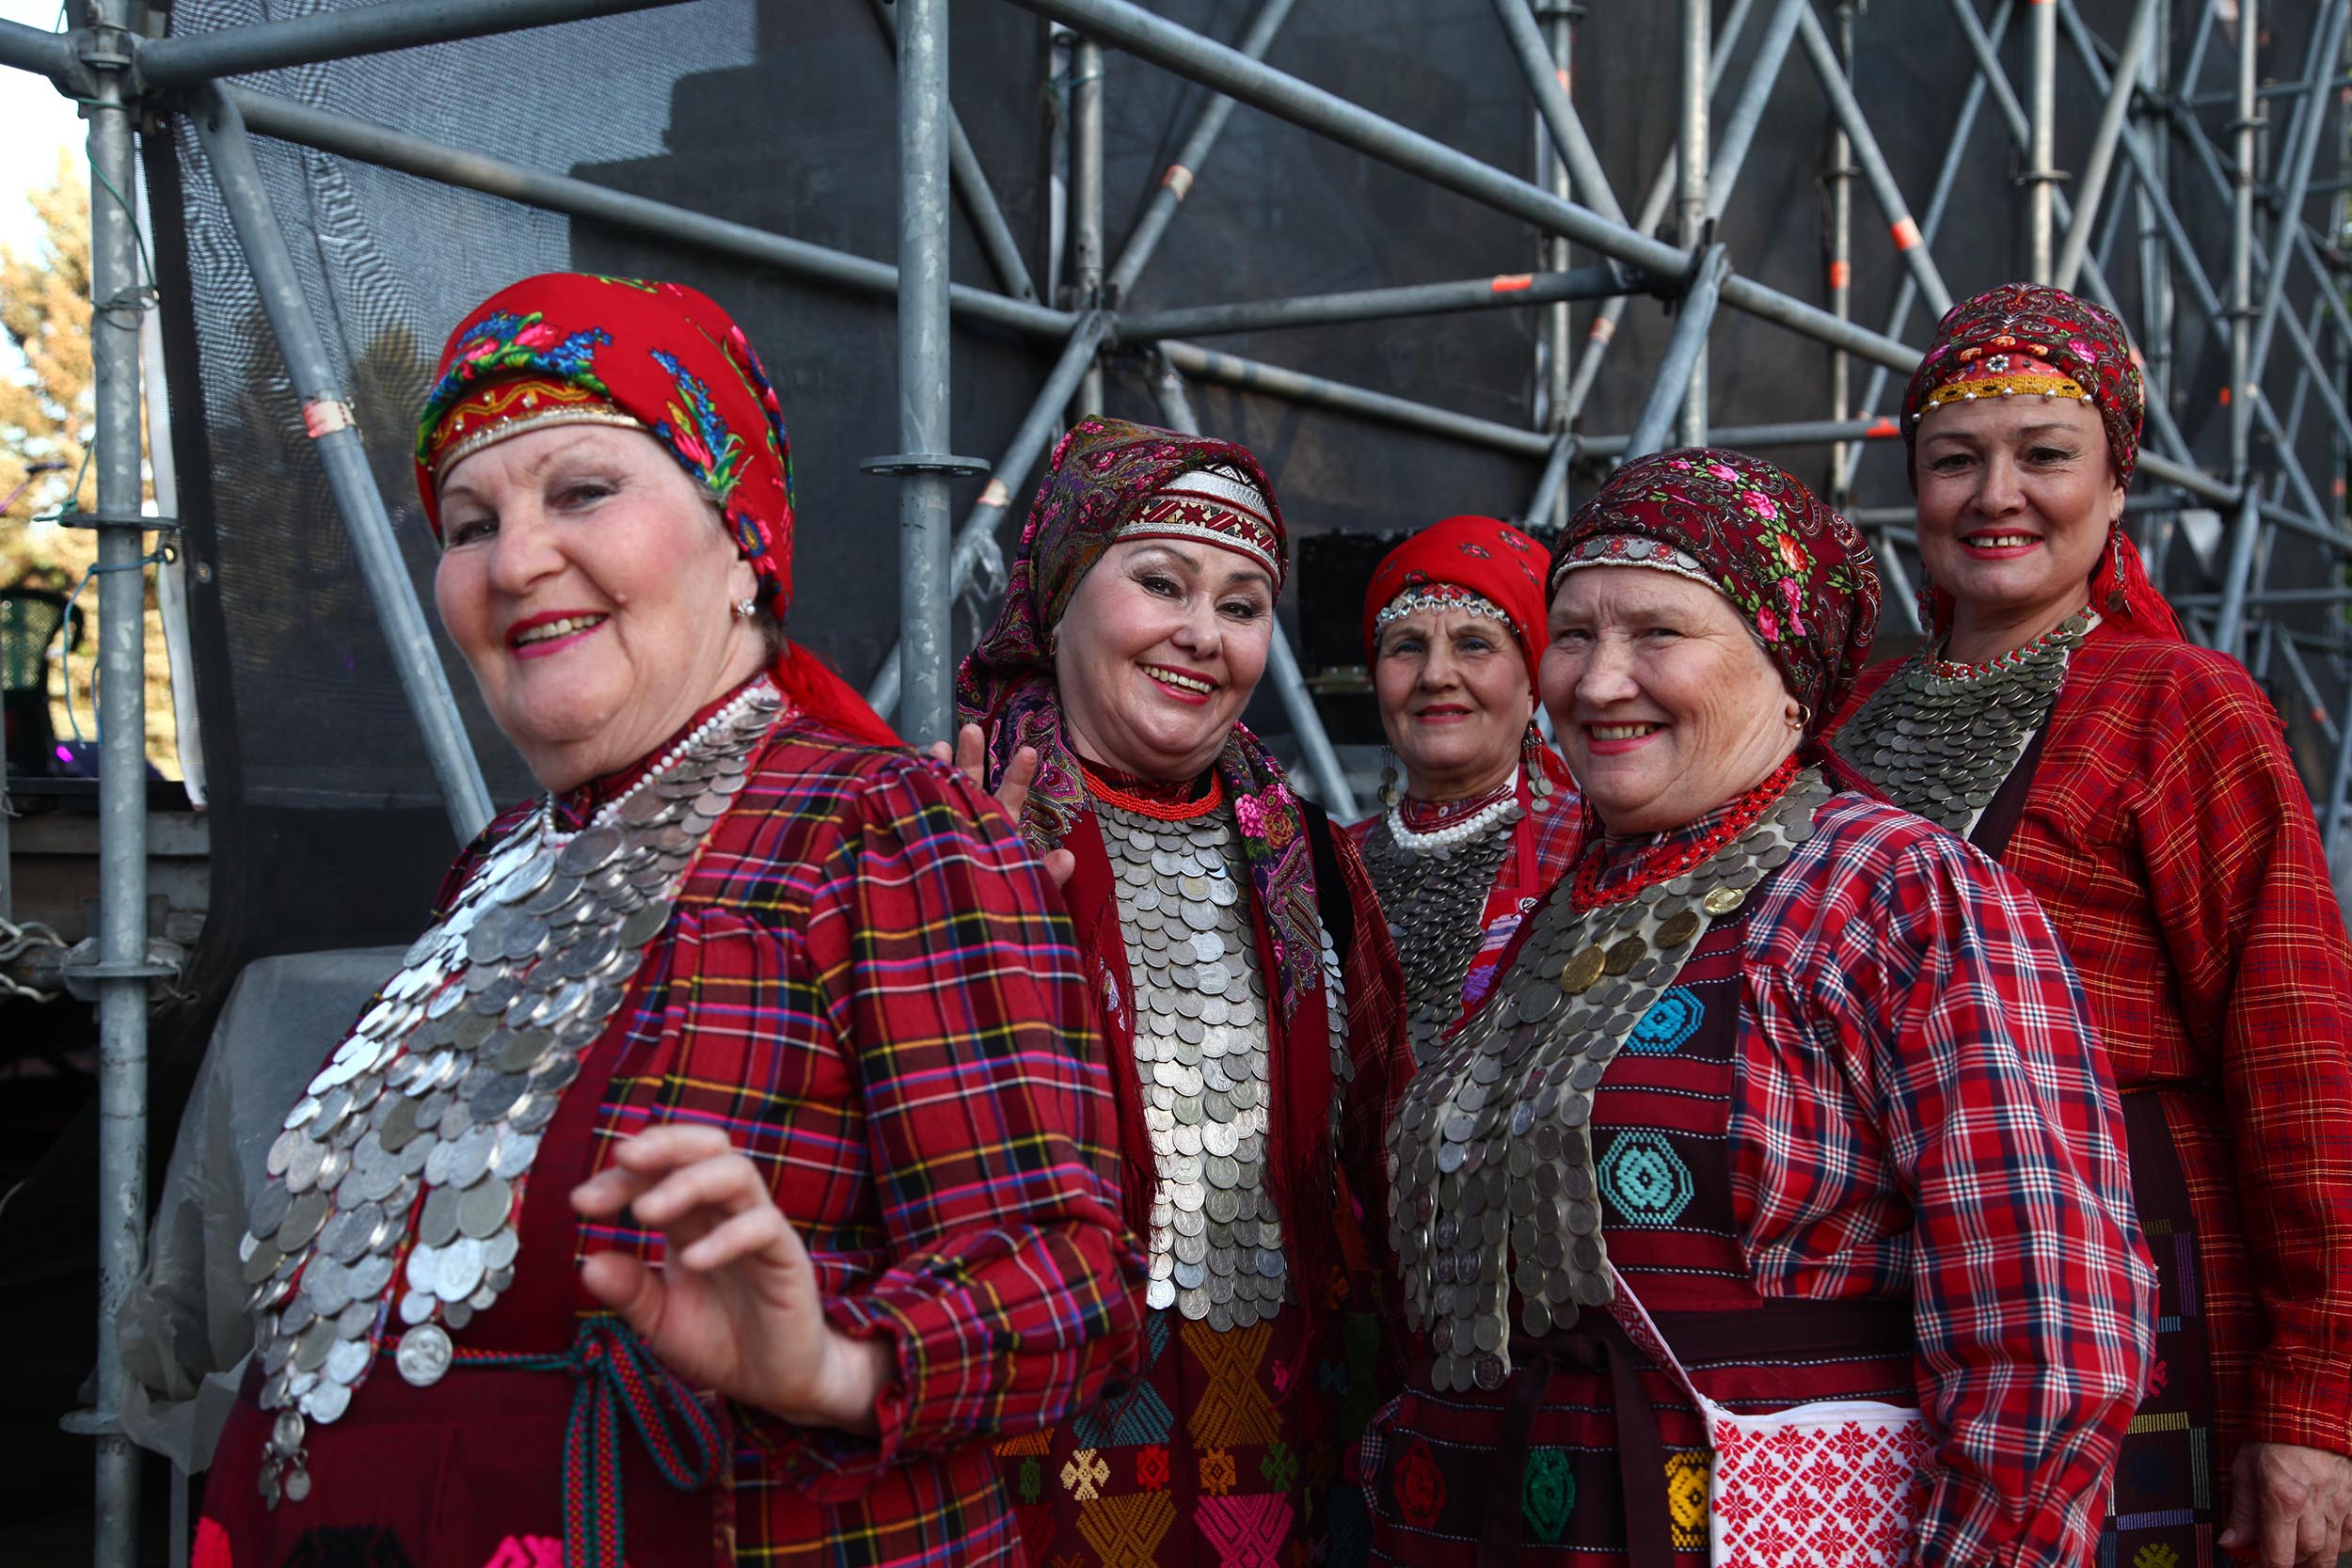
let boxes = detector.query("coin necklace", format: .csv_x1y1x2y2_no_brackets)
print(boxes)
1386,765,1831,1395
238,679,786,1511
1363,771,1524,1069
1097,791,1293,1330
1835,609,2094,836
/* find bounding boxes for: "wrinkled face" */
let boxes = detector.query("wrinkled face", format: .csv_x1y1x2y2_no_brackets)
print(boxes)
1539,566,1798,834
1373,604,1533,796
434,424,766,792
1913,396,2122,627
1053,538,1275,782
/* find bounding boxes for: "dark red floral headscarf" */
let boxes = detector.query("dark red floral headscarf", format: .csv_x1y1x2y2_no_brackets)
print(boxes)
1360,515,1550,681
414,272,897,747
1549,448,1880,734
956,416,1327,1021
1902,282,2181,641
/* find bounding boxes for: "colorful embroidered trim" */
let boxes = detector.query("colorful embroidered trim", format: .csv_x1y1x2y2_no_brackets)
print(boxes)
1914,371,2091,420
425,374,645,477
1550,531,1721,596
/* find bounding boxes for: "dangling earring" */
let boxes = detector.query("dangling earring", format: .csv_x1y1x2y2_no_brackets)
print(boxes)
1378,746,1400,810
732,595,758,622
1522,721,1554,812
1787,702,1810,733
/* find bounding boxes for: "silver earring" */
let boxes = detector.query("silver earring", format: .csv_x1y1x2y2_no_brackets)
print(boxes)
1377,747,1400,809
732,596,758,622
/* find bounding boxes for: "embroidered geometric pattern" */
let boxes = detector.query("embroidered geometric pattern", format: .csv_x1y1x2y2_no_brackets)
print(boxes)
1628,988,1704,1055
1183,1320,1284,1450
1073,1312,1177,1449
1062,1449,1111,1502
1708,1415,1932,1567
1521,1448,1577,1542
1393,1439,1448,1529
1599,1131,1696,1227
1074,1491,1179,1568
1666,1450,1711,1552
1194,1494,1294,1568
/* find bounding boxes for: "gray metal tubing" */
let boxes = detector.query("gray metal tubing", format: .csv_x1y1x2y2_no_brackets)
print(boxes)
1150,369,1359,820
1564,0,1762,418
1705,0,1809,220
2026,0,2058,278
1072,34,1104,414
192,86,494,838
989,0,1926,374
893,0,959,746
1105,0,1296,297
1793,6,1952,317
2243,0,2350,394
0,16,74,79
227,87,1075,340
1583,415,1893,460
1621,245,1728,460
2328,639,2352,843
2217,489,2275,653
866,0,1037,304
2174,584,2352,608
2052,0,2161,293
2227,0,2258,483
1116,264,1625,341
1490,0,1627,225
1522,432,1575,532
1157,341,1556,456
141,0,690,84
1676,0,1709,445
866,311,1114,716
2137,451,2237,508
88,6,147,1561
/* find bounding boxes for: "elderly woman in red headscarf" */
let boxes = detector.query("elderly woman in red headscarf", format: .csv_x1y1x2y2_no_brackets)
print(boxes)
1350,515,1580,1065
192,274,1141,1567
1828,282,2352,1568
953,416,1410,1566
1367,449,2151,1567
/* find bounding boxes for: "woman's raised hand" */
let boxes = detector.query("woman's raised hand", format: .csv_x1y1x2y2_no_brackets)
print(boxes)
927,723,1077,888
571,1124,893,1433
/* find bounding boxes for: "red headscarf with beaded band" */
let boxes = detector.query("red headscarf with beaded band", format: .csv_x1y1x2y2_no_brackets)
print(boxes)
415,273,898,747
1361,515,1551,681
1901,282,2182,641
1549,448,1881,738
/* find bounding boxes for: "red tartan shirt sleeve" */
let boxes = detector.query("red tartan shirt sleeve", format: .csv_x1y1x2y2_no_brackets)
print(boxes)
1756,804,2154,1566
737,755,1146,1495
2137,653,2352,1454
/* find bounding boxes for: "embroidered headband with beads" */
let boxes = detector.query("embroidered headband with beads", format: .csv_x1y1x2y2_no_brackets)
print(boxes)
1373,583,1514,636
423,374,647,480
1114,462,1285,586
1911,354,2092,423
1549,531,1722,597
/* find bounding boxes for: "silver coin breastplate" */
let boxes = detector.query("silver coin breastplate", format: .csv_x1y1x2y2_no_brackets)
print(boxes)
1097,800,1293,1329
1386,770,1832,1394
237,681,784,1509
1836,610,2092,838
1361,816,1516,1069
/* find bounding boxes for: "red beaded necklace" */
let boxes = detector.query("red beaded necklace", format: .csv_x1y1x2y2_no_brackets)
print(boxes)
1570,753,1802,910
1931,608,2094,681
1084,763,1227,822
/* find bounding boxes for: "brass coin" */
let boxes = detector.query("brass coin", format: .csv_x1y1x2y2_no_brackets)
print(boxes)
1655,910,1701,948
1603,936,1645,975
1702,885,1746,916
1558,945,1606,994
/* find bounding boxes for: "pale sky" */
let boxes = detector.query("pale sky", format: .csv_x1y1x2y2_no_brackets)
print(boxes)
1,0,83,257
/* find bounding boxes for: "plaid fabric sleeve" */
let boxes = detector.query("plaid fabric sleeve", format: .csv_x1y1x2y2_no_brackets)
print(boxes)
1756,800,2154,1566
735,754,1145,1496
2139,654,2352,1454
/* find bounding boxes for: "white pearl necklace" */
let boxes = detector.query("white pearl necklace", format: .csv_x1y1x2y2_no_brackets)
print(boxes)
535,678,783,840
1387,767,1525,856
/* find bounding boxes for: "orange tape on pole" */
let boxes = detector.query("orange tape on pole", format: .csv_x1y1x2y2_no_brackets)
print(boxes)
1163,165,1194,198
1491,274,1535,293
1867,417,1899,438
1891,216,1922,252
1587,316,1615,344
1828,260,1852,290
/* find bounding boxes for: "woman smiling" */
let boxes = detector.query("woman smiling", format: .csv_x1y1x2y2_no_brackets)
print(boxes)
1830,283,2352,1568
1367,448,2152,1566
956,416,1409,1567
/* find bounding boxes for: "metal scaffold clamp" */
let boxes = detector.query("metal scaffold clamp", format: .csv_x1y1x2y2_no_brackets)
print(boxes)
859,453,991,477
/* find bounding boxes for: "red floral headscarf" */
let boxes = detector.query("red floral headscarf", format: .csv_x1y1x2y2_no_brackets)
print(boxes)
415,272,898,747
1360,515,1551,681
1549,449,1881,735
1902,282,2181,641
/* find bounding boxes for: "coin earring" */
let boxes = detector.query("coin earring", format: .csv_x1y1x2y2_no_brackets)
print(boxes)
1378,747,1400,809
1522,721,1554,812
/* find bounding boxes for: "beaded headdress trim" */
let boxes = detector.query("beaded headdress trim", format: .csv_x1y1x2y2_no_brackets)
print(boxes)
1912,354,2092,422
1374,584,1513,636
424,375,646,479
1549,531,1720,596
1116,462,1284,585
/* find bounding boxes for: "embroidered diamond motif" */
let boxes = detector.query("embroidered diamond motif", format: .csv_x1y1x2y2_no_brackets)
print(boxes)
1061,1449,1111,1501
1627,987,1703,1054
1075,1314,1177,1448
1195,1494,1294,1568
1599,1131,1695,1227
1183,1319,1283,1449
1074,1492,1177,1568
1521,1448,1577,1542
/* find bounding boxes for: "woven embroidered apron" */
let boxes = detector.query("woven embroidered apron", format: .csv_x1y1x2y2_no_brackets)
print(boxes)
1364,905,1916,1567
1976,730,2220,1565
199,1019,726,1568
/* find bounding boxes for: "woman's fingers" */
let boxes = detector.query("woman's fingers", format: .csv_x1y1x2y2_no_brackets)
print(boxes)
675,1203,793,1274
952,723,989,784
1042,847,1078,889
579,1250,662,1327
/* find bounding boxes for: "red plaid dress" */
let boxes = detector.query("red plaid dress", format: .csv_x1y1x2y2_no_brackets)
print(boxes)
199,701,1146,1568
1841,621,2352,1497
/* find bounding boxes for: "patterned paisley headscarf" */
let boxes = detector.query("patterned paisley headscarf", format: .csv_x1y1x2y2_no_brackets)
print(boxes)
1361,514,1551,681
1901,282,2182,641
415,272,898,746
956,416,1326,1020
1549,448,1881,737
